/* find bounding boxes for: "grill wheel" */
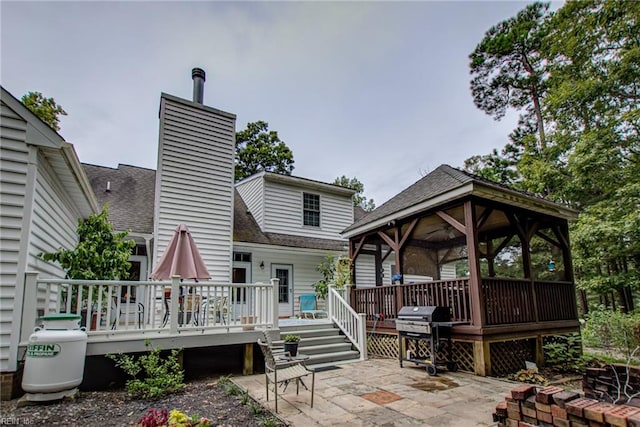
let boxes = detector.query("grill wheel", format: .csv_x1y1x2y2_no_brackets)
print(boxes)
426,363,437,376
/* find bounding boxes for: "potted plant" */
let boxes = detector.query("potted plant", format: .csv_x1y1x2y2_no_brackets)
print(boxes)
283,334,300,357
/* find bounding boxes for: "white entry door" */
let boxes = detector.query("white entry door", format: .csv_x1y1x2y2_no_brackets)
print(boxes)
272,264,293,317
233,261,252,320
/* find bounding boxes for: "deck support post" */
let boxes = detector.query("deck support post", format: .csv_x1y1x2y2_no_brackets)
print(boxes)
473,340,491,377
535,335,544,368
243,343,253,375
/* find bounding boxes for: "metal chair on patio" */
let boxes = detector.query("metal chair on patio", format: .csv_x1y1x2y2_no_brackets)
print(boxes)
260,329,287,357
257,339,315,412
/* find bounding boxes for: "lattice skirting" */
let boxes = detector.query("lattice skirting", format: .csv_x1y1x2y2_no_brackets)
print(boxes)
489,338,536,377
367,334,565,376
366,333,474,373
367,332,398,359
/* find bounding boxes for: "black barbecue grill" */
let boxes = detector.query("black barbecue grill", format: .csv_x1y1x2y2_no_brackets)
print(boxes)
396,305,458,375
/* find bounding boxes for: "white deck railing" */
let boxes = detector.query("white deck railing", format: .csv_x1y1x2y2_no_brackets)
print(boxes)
327,286,367,360
21,272,278,345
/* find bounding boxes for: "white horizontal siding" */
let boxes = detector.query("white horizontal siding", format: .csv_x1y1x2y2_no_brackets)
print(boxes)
155,96,235,283
30,156,79,275
235,177,264,228
355,256,456,287
440,262,457,279
0,102,28,372
233,243,346,316
353,254,394,287
262,181,353,239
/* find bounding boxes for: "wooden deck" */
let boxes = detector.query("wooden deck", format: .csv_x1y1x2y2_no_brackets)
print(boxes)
20,274,367,363
20,274,281,356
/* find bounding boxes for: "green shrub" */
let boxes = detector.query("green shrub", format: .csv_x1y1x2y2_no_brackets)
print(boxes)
582,306,640,359
218,375,241,396
107,340,184,399
543,333,584,372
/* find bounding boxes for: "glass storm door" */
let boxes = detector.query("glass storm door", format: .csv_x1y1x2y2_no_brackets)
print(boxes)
272,264,293,317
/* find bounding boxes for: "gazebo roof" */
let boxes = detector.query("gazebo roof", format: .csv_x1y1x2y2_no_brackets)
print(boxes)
342,164,577,238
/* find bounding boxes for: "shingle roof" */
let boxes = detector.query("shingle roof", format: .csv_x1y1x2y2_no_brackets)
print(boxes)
233,192,270,244
343,164,575,234
263,233,346,251
82,163,156,234
83,163,347,251
344,165,472,233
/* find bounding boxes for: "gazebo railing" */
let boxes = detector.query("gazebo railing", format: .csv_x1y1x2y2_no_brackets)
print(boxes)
351,278,472,327
352,277,577,330
482,278,577,325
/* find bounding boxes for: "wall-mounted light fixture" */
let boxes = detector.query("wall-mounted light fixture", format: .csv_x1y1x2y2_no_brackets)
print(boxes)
260,261,265,270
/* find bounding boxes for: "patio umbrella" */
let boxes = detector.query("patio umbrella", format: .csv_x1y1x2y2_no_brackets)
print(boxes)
150,224,211,280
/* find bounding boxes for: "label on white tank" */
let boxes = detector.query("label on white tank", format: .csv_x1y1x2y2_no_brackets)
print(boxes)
27,343,61,357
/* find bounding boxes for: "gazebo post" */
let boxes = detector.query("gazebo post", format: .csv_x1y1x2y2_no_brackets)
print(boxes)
464,200,491,376
464,200,484,328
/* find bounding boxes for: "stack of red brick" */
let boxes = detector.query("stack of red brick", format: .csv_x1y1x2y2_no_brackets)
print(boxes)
493,384,640,427
583,365,640,407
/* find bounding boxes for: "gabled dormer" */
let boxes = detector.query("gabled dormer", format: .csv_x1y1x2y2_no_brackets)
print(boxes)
235,172,355,241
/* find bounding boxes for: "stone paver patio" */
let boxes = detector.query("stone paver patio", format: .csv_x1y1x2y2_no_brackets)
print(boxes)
233,358,515,426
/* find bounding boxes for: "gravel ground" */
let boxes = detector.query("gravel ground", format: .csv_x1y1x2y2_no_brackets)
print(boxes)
2,378,285,426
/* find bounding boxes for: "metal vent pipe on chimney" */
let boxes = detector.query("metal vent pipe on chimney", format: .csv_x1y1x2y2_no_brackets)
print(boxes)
192,68,206,104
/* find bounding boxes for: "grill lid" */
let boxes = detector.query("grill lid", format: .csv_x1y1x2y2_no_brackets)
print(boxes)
397,306,451,322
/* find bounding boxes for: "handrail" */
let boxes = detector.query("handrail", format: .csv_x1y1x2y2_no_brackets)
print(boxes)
21,272,276,344
328,286,367,360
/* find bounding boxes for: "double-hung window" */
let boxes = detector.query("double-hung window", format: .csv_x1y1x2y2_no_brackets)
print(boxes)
303,193,320,227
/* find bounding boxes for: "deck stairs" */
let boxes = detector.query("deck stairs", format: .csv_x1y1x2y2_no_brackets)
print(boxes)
276,321,360,370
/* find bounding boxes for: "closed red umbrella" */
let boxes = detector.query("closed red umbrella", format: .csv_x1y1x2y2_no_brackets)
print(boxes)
150,224,211,280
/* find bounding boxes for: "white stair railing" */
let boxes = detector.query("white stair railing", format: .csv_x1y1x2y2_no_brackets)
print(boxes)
327,285,367,360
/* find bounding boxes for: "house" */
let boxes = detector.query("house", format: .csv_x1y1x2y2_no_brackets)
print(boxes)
81,68,367,318
0,86,99,399
83,163,364,317
81,70,430,319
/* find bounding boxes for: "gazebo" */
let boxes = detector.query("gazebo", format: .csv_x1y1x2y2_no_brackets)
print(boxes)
342,165,580,376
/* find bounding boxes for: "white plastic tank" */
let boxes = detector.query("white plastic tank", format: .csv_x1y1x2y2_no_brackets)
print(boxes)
22,314,88,393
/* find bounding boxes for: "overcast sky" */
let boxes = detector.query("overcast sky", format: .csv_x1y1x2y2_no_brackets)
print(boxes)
2,1,531,205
